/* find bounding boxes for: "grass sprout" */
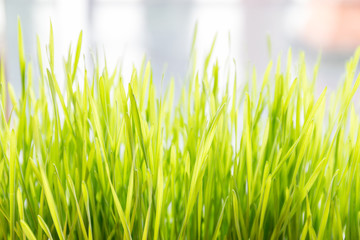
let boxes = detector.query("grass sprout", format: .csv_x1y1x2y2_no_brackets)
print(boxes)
1,19,360,239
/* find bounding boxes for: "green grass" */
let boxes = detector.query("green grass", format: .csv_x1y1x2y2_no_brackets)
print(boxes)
1,18,360,239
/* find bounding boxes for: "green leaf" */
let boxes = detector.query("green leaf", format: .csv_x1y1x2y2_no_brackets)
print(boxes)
71,30,83,82
9,130,16,240
17,17,26,97
212,197,228,240
20,220,36,240
37,215,54,240
39,163,65,240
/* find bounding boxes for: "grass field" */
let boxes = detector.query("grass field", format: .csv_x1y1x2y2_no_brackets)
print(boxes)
1,19,360,239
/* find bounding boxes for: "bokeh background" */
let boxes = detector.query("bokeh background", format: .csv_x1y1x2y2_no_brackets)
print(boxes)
1,0,360,99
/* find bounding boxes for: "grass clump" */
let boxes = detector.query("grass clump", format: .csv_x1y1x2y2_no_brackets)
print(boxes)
1,19,360,239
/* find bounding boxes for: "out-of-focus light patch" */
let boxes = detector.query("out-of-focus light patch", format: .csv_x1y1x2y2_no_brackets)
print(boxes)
284,3,309,40
0,0,5,71
292,0,312,4
6,0,90,96
32,0,88,88
189,4,243,92
0,0,5,36
95,0,142,2
292,0,311,3
93,4,145,86
34,0,55,2
194,0,241,3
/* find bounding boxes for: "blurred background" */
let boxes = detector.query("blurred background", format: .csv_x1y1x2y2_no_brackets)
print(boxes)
1,0,360,100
